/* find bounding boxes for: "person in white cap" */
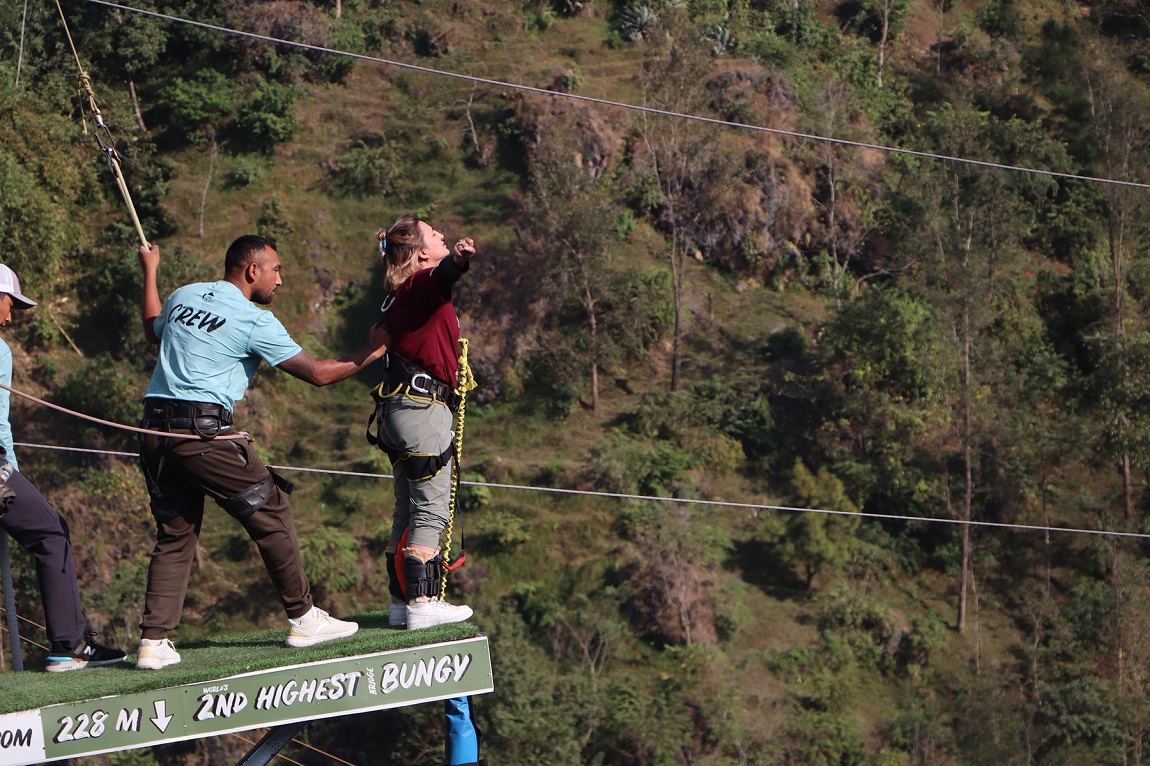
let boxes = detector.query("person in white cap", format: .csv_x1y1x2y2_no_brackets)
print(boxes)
0,264,127,670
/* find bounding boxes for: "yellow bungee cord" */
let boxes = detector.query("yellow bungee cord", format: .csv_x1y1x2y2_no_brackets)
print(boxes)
441,337,478,592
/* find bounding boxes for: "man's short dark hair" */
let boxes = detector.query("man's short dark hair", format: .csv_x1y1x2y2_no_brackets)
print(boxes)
225,235,276,273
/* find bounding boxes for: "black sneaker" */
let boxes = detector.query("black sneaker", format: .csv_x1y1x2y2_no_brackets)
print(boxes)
46,632,127,672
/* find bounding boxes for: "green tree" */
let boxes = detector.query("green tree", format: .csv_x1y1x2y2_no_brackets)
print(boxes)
298,525,362,606
997,338,1080,591
618,501,730,646
907,100,1063,630
861,0,911,87
777,460,861,589
1078,38,1150,520
816,287,938,519
799,80,882,304
522,152,624,413
477,602,587,763
163,70,236,145
234,79,303,154
635,7,723,391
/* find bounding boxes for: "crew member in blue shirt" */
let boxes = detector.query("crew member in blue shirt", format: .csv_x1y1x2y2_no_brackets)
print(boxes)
134,236,388,669
0,264,126,671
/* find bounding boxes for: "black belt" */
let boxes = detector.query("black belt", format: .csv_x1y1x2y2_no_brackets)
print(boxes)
142,398,233,433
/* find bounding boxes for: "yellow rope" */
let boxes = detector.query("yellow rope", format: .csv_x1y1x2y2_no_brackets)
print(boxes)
53,0,150,249
441,338,477,591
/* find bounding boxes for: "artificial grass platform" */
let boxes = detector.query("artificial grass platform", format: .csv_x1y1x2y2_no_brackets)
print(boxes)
0,612,481,715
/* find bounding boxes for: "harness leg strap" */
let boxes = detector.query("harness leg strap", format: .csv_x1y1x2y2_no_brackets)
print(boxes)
400,444,456,483
220,474,276,520
270,469,294,495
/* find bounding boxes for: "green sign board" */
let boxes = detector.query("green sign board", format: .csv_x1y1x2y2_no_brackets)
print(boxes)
0,636,492,765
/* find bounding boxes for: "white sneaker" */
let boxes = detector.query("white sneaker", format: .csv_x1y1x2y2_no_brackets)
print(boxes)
389,601,407,628
136,638,181,670
406,599,473,630
286,606,359,647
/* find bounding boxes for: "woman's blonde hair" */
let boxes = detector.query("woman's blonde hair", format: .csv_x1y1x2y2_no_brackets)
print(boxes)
377,214,425,292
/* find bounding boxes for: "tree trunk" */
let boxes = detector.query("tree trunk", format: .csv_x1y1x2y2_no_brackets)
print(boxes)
129,79,148,133
670,234,685,392
825,141,844,306
1112,541,1125,692
676,568,693,646
198,138,218,240
1042,455,1052,594
584,282,599,414
877,0,891,88
1123,449,1134,520
958,217,974,633
958,303,972,632
972,568,981,672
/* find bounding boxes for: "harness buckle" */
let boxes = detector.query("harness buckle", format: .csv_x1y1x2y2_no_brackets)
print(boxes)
410,373,433,395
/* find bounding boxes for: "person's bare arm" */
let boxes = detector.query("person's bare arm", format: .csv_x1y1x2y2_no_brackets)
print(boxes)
138,243,162,345
276,322,390,386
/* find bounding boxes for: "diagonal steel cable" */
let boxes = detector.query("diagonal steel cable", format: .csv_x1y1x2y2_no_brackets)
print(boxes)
81,0,1150,190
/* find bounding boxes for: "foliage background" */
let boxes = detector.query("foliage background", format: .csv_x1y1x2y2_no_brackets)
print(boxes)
3,0,1150,763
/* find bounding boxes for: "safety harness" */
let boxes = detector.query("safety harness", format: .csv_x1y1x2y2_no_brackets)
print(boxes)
366,354,460,481
368,337,478,595
0,457,13,518
139,398,294,519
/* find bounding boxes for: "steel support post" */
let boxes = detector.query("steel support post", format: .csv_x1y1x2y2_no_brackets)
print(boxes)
0,530,23,671
235,721,308,766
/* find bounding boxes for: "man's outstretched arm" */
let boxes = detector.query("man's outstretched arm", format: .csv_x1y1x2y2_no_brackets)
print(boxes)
276,323,390,386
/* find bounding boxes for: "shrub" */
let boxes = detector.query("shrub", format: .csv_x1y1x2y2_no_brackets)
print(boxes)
328,136,401,197
234,80,303,154
590,436,693,496
163,70,236,144
256,197,293,246
977,0,1021,40
457,472,492,513
618,3,658,42
226,157,263,188
312,20,364,83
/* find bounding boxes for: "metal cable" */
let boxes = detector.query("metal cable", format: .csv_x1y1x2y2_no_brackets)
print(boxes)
0,605,47,634
228,732,308,766
14,441,1150,541
82,0,1150,190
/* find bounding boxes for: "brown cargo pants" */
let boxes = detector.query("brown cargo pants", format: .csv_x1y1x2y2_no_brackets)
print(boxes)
138,425,312,639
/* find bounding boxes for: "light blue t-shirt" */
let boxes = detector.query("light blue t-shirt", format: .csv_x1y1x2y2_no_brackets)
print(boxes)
0,338,17,471
144,280,302,411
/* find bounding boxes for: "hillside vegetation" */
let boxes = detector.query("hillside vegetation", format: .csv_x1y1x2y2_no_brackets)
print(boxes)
4,0,1150,763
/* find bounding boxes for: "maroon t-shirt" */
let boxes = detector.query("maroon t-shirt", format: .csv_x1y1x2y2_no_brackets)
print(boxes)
384,258,466,385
